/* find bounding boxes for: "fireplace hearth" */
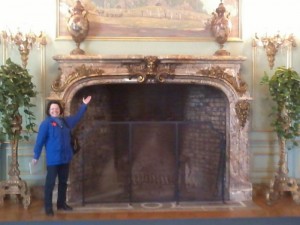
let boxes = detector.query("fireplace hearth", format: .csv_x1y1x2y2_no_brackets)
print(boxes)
50,54,252,205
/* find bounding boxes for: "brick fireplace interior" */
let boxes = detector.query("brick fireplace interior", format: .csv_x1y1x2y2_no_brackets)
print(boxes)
69,83,228,205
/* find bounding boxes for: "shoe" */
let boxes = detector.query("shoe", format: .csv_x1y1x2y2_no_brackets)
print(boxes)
45,208,54,216
57,203,73,211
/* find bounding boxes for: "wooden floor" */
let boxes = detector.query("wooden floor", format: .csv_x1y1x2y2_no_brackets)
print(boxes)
1,193,300,222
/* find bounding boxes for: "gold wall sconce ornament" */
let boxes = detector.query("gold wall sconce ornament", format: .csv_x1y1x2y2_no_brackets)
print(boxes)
67,0,89,55
1,30,47,68
210,0,232,56
253,33,296,70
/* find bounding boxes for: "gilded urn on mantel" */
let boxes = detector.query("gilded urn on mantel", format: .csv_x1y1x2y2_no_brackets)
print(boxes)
67,0,89,55
211,1,232,56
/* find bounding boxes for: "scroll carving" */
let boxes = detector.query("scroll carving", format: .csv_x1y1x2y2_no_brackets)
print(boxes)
197,66,247,95
52,64,104,92
126,56,176,83
235,100,250,128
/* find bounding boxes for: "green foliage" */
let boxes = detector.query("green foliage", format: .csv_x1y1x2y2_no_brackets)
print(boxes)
261,66,300,146
0,58,37,142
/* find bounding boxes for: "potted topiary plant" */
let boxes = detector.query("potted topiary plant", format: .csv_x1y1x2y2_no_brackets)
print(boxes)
0,58,37,208
261,66,300,204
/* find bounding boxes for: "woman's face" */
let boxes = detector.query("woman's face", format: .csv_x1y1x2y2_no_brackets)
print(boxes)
49,103,61,117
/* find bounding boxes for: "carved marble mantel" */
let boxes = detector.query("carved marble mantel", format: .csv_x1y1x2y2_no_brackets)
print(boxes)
51,54,252,202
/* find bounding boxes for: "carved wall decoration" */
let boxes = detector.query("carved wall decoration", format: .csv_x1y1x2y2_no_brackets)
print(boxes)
235,100,250,128
52,64,104,92
198,66,247,95
126,56,176,83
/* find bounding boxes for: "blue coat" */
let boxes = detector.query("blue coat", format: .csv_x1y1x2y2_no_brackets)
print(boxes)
33,104,87,166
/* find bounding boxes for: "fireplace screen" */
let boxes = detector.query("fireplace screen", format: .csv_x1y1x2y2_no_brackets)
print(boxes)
69,84,228,204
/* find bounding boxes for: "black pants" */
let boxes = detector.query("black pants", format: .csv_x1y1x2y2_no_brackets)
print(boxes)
44,163,69,210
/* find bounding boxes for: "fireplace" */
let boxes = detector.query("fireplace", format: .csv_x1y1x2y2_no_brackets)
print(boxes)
50,54,252,205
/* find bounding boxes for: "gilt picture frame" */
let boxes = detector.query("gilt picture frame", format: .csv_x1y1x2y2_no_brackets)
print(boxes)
56,0,241,41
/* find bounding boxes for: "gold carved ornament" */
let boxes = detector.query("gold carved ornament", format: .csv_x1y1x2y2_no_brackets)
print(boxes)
52,64,104,92
253,33,296,70
197,66,247,95
126,56,176,83
235,100,250,128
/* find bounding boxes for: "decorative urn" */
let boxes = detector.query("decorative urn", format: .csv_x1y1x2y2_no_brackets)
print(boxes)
67,0,89,55
211,1,232,56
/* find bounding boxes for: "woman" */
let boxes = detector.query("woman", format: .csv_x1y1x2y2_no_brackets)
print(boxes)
32,96,91,216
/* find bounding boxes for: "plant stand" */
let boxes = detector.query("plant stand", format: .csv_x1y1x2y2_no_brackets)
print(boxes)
0,115,30,209
266,137,300,205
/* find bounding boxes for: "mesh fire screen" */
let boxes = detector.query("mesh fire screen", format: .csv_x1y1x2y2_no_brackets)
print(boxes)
69,84,228,204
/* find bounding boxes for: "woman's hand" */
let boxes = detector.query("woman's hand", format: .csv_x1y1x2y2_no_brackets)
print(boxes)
83,96,92,105
31,158,38,166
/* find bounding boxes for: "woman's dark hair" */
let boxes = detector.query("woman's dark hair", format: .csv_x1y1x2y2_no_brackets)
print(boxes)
46,100,64,116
